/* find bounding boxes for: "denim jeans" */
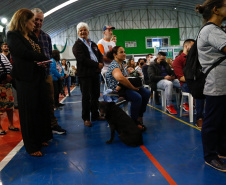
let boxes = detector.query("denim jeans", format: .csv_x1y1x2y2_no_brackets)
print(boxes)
181,83,205,120
125,87,151,121
64,76,71,95
157,79,180,106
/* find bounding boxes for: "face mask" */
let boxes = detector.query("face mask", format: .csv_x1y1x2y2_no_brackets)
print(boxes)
140,62,144,66
149,56,156,63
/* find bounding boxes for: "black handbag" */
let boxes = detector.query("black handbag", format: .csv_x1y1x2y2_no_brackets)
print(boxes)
127,77,143,88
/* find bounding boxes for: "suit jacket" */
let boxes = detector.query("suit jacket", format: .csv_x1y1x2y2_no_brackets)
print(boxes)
72,39,103,78
7,31,48,82
147,59,175,91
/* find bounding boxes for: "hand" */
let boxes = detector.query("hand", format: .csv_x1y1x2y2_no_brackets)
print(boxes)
98,63,103,69
132,87,139,91
2,74,12,83
6,74,12,83
65,74,69,78
60,76,64,80
164,75,172,81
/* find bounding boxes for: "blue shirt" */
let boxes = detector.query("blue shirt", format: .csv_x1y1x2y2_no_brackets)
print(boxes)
106,60,128,90
50,58,64,81
79,38,98,63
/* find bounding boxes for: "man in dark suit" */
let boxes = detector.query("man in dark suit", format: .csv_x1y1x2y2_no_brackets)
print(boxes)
72,22,104,127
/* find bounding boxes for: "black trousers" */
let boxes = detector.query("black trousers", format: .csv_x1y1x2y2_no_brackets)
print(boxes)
53,80,60,107
16,75,52,154
79,75,100,121
201,95,226,162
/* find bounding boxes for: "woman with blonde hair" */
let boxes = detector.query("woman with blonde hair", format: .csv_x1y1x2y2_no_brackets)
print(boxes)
7,9,52,157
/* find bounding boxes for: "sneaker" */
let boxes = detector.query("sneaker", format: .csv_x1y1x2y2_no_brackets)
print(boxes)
52,125,66,134
205,158,226,172
183,102,189,112
116,97,126,106
195,119,203,128
166,105,177,114
58,103,65,107
218,154,226,159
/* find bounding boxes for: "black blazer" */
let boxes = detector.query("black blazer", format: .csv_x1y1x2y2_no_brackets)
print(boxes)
7,31,48,82
147,59,175,91
72,39,103,78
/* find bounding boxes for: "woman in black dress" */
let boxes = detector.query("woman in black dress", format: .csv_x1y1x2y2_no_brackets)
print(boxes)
7,9,52,157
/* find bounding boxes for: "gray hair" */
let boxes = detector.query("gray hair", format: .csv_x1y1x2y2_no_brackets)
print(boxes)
31,8,43,14
77,22,89,34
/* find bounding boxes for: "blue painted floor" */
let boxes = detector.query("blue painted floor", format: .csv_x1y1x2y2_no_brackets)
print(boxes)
1,85,226,185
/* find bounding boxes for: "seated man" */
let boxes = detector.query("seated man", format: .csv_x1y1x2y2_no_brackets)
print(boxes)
148,52,180,114
173,39,205,128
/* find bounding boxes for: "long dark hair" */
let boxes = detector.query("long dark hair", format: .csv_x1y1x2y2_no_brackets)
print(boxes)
52,50,60,61
106,46,121,60
196,0,224,23
127,58,135,69
61,59,67,70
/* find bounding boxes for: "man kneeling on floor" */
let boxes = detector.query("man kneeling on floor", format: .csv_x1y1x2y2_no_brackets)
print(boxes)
148,52,180,114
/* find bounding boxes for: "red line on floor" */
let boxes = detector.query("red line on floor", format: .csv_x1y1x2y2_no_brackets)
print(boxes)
140,145,177,185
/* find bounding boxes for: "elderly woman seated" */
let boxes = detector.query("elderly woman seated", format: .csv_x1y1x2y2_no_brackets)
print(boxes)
106,46,151,130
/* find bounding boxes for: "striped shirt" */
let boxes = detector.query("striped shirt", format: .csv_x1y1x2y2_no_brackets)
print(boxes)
0,53,12,74
37,30,52,75
38,30,52,60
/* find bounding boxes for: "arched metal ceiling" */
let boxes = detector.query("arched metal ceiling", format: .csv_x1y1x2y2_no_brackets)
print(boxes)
1,0,204,37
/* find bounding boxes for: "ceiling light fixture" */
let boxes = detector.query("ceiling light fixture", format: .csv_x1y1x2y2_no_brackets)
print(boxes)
1,18,8,24
44,0,79,17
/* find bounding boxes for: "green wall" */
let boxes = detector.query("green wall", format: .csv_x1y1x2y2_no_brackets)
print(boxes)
114,28,180,55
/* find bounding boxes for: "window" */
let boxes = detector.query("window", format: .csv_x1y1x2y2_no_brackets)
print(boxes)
146,37,170,48
125,41,137,48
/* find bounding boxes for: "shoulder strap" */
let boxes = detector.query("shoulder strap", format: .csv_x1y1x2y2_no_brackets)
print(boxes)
205,56,226,76
196,22,214,40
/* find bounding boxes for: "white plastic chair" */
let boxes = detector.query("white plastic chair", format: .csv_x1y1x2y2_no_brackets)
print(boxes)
153,88,180,112
153,89,166,111
180,92,193,122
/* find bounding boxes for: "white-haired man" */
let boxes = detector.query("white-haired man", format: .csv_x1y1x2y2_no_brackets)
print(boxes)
72,22,104,127
31,8,66,134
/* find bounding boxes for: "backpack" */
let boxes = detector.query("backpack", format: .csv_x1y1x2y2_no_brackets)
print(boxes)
183,22,226,99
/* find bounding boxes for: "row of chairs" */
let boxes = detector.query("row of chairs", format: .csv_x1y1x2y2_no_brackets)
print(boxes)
102,72,194,122
151,88,194,122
